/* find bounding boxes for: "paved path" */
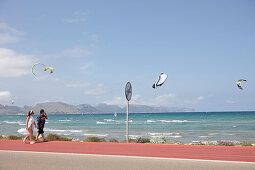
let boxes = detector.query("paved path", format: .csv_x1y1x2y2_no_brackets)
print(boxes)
1,150,255,170
0,140,255,162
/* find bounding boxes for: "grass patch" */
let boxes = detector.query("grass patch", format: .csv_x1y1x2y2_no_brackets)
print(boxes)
47,134,72,141
120,139,137,143
7,135,23,140
164,140,175,144
135,137,150,143
240,142,252,147
217,140,235,146
0,135,7,140
109,138,119,143
83,137,106,142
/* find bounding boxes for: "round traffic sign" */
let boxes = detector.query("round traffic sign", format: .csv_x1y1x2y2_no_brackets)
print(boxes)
125,82,132,101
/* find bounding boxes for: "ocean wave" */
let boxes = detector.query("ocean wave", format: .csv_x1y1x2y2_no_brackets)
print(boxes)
83,133,108,137
199,136,212,138
224,133,234,136
4,121,23,124
18,123,26,126
104,119,115,122
59,120,71,122
96,121,106,124
45,128,82,133
146,120,156,123
128,135,141,139
63,133,71,136
208,133,219,136
16,113,26,115
124,120,133,123
148,132,180,136
169,135,182,138
158,120,189,123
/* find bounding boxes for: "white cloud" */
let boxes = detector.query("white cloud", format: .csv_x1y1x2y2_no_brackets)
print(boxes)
196,96,205,100
103,97,125,105
62,46,94,58
84,88,106,95
66,82,90,88
132,94,141,101
105,93,176,106
185,96,206,104
0,23,24,44
154,93,176,105
0,91,12,102
0,48,36,78
97,83,104,87
63,47,91,57
81,62,93,70
84,84,106,96
226,100,236,104
63,10,88,23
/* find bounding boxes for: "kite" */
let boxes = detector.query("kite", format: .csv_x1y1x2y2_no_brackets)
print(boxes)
44,67,54,73
11,100,14,104
32,63,46,77
237,79,247,90
152,72,168,89
32,63,54,77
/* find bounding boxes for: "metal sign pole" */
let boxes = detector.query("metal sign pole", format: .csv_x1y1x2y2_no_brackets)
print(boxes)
125,82,132,143
126,100,129,143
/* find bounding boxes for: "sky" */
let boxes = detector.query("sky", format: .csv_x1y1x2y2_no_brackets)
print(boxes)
0,0,254,111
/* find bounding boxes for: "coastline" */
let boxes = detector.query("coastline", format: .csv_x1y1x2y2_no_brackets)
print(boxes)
1,134,255,147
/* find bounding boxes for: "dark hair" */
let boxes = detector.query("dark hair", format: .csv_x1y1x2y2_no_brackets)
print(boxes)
27,110,34,117
40,109,44,114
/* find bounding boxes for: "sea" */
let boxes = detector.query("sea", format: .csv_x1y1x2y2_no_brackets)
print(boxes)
0,112,255,143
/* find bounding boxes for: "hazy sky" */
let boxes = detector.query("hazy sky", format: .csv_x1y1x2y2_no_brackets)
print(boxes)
0,0,254,111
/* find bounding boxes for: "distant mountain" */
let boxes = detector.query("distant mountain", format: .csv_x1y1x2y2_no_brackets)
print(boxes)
95,104,122,113
0,102,194,115
0,104,25,115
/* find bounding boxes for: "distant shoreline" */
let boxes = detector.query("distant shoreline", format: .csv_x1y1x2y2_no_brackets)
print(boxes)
1,111,255,116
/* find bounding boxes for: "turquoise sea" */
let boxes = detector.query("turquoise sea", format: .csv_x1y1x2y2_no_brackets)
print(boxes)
0,112,255,143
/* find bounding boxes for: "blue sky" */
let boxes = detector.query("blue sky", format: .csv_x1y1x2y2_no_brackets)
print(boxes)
0,0,254,111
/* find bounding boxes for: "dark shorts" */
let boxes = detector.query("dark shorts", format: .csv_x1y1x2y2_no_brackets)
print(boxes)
38,127,44,134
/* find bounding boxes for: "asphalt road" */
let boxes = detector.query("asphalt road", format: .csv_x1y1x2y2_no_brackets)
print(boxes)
1,150,255,170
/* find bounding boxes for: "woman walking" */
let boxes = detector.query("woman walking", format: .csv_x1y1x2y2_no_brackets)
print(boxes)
23,110,36,144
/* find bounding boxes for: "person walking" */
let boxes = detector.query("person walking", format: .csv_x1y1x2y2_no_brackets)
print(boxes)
35,109,48,141
22,110,36,144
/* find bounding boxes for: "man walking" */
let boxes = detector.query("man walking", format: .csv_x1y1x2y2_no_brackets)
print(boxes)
35,109,48,141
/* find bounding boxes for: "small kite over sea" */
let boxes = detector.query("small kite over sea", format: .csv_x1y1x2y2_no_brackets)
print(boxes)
237,79,247,90
152,72,168,89
32,63,54,78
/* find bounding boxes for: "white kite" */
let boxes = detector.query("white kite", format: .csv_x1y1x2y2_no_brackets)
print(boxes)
152,72,168,89
237,79,247,90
